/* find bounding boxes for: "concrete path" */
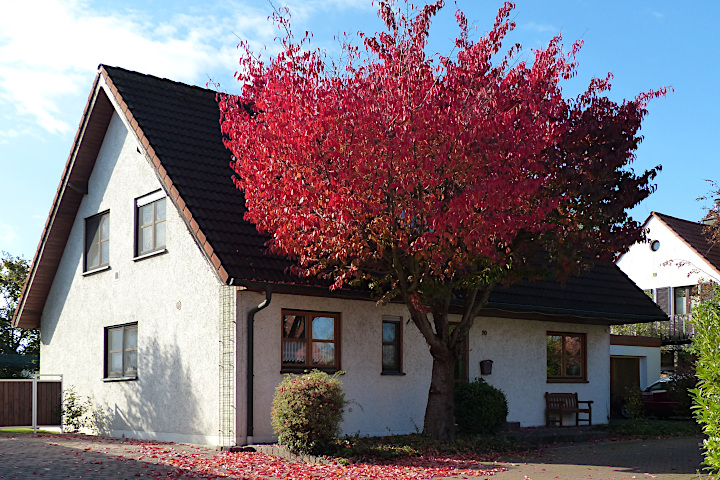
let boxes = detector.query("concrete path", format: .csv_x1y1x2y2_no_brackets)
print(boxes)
0,432,713,479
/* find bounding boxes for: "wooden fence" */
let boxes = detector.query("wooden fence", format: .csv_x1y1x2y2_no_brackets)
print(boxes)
0,377,62,428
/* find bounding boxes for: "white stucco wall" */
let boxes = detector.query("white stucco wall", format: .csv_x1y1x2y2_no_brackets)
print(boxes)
245,292,611,443
471,318,609,427
616,215,720,290
40,105,223,445
610,344,661,389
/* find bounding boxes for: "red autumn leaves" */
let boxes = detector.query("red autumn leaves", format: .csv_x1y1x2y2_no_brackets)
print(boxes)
218,0,666,293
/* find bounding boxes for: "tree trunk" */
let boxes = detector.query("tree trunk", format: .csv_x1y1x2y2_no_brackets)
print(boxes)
423,347,457,441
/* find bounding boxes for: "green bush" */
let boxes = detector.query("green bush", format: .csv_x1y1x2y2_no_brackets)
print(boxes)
454,377,508,435
621,386,646,419
690,286,720,473
271,370,347,455
60,386,93,432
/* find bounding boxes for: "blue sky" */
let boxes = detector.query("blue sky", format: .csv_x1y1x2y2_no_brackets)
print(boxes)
1,0,718,261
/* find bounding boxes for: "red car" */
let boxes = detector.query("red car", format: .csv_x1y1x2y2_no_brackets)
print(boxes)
621,376,695,418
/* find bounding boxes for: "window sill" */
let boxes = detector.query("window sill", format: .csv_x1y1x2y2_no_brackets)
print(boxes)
280,366,341,375
83,265,110,276
381,372,406,376
547,379,589,384
133,248,167,262
103,375,137,383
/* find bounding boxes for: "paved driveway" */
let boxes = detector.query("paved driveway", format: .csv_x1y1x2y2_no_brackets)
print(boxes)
491,435,710,480
0,432,713,479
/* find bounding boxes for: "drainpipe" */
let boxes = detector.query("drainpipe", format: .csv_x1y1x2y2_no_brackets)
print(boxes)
246,286,272,443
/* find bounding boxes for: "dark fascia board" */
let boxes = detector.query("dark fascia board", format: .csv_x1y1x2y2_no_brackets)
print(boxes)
13,74,114,329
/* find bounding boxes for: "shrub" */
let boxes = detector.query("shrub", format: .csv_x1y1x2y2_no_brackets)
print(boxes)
454,377,508,435
690,285,720,473
621,386,646,419
60,386,93,432
271,370,347,455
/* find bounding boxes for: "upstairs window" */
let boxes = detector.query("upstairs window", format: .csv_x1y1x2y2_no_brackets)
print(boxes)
674,285,698,316
136,191,166,256
282,310,340,372
85,212,109,271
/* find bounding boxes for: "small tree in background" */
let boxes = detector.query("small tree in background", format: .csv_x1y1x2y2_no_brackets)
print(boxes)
1,252,38,378
690,285,720,473
271,370,347,455
220,0,667,441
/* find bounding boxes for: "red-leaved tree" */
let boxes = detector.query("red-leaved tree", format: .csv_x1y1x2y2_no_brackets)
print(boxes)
219,1,667,441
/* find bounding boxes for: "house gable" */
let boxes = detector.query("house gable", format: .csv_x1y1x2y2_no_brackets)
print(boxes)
38,100,225,445
616,212,720,291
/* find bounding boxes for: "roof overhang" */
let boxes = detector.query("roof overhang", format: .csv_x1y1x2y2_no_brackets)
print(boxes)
13,75,115,329
237,279,668,327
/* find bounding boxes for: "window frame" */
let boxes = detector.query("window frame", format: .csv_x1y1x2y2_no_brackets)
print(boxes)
673,285,697,315
135,191,167,258
280,309,341,373
381,316,404,375
84,211,110,273
546,332,587,383
104,323,138,380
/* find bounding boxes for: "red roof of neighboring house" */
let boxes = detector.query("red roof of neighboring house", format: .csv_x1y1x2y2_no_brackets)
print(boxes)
13,65,668,328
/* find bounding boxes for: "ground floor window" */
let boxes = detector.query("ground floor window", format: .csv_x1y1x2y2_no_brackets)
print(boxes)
282,310,341,372
547,332,586,382
105,323,138,379
382,316,403,374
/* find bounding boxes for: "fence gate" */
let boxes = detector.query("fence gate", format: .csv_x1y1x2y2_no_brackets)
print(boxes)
0,375,63,431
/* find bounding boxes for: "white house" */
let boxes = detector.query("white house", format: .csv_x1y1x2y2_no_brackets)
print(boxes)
13,65,667,447
616,212,720,370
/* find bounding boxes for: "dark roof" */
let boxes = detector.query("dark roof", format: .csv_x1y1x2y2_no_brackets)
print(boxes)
487,263,667,324
13,65,668,328
652,212,720,276
101,65,294,284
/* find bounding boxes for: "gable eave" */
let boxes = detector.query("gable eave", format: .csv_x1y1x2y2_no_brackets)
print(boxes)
13,74,115,329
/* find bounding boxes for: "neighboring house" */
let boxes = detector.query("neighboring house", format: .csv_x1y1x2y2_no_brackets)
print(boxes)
616,213,720,340
616,212,720,372
13,65,667,447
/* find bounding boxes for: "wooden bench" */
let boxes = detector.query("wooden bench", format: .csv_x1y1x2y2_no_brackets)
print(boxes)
544,392,593,427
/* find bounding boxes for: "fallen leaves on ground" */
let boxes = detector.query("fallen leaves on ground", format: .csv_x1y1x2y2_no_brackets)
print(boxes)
14,434,508,479
160,445,508,479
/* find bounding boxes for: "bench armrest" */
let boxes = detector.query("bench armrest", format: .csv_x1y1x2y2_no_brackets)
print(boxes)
578,400,593,406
